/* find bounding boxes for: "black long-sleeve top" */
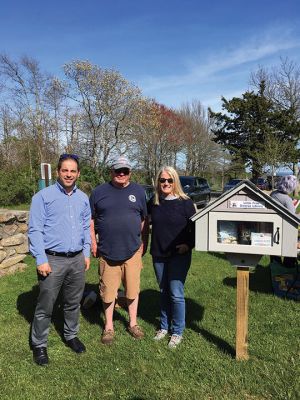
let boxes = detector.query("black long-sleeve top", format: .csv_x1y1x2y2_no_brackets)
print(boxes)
148,197,196,257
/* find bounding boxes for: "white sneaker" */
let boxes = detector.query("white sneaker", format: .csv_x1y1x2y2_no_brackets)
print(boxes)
153,329,168,341
168,334,182,348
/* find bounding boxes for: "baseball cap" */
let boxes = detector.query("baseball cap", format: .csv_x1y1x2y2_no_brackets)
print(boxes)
112,156,131,170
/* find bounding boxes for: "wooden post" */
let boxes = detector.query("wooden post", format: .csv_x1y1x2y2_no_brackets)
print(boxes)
236,267,249,360
44,164,49,187
40,163,51,188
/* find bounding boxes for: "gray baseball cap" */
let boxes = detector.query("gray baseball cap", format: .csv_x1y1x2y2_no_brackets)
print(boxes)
111,156,131,170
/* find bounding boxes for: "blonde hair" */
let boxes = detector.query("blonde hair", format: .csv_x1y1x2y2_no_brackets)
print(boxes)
154,166,189,205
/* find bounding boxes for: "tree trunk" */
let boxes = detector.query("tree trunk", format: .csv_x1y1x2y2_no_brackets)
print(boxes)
293,162,299,196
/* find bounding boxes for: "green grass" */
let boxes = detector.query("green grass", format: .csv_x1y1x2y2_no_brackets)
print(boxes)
0,252,299,400
1,204,30,211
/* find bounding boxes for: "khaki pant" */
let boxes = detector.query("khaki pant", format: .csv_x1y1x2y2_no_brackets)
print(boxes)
99,248,143,303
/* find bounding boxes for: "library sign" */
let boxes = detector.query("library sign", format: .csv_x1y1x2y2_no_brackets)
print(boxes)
229,200,265,209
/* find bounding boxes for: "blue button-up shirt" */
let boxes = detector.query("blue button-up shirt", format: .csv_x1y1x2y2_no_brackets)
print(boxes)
28,181,91,266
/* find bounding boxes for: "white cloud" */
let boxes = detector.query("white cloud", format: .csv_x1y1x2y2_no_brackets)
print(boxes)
138,25,300,93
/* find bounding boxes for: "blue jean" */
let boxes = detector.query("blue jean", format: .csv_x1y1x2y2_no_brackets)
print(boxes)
153,252,191,335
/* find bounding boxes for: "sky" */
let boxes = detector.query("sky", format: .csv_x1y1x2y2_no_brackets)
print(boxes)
1,0,300,112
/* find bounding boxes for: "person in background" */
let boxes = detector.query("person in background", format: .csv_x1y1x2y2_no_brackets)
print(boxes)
270,174,298,268
148,166,195,348
28,154,91,366
90,156,148,345
270,175,298,214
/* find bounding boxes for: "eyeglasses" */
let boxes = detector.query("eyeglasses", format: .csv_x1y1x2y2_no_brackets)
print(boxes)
59,153,79,161
114,168,130,175
159,178,174,184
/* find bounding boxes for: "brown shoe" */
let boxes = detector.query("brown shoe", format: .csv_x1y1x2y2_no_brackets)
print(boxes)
101,329,115,345
128,325,144,339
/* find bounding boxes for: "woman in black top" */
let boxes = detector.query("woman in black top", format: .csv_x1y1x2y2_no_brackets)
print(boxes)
148,166,195,348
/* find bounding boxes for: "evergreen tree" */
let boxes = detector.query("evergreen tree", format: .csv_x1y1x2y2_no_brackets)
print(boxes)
209,81,300,178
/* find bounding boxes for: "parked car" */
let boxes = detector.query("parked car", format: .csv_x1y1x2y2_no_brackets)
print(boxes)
223,179,244,192
255,177,270,191
179,176,211,207
141,184,154,202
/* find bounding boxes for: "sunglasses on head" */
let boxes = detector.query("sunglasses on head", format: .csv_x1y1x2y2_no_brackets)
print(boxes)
59,153,79,161
159,178,174,184
114,168,130,175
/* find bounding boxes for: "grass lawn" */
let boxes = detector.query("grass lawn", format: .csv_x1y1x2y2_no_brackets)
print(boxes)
1,204,30,211
0,251,299,400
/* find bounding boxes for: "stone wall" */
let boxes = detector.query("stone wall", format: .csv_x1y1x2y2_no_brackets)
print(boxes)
0,210,29,276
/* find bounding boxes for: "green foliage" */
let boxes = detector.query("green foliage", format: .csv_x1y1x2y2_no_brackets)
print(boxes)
253,132,296,176
77,164,102,195
77,164,153,195
0,253,298,399
3,203,30,211
209,81,300,178
131,169,153,185
0,169,37,206
76,163,112,195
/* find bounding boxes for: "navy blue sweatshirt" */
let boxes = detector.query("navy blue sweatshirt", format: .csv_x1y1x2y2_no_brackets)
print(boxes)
148,198,196,257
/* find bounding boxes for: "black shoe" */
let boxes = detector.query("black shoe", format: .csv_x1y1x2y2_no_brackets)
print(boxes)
66,337,86,353
33,346,49,366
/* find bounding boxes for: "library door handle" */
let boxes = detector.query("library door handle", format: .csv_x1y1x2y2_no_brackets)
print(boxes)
274,227,280,244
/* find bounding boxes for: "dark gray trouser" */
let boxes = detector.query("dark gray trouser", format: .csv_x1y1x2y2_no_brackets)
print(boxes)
31,253,85,348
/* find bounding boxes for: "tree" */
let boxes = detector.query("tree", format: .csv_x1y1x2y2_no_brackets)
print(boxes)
250,58,300,178
253,133,295,188
250,58,300,118
0,105,17,168
130,100,185,182
0,54,67,168
179,100,225,177
209,81,300,179
63,60,144,173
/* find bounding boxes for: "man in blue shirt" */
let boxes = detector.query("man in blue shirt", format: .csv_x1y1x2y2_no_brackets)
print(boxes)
28,154,91,366
90,156,148,345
